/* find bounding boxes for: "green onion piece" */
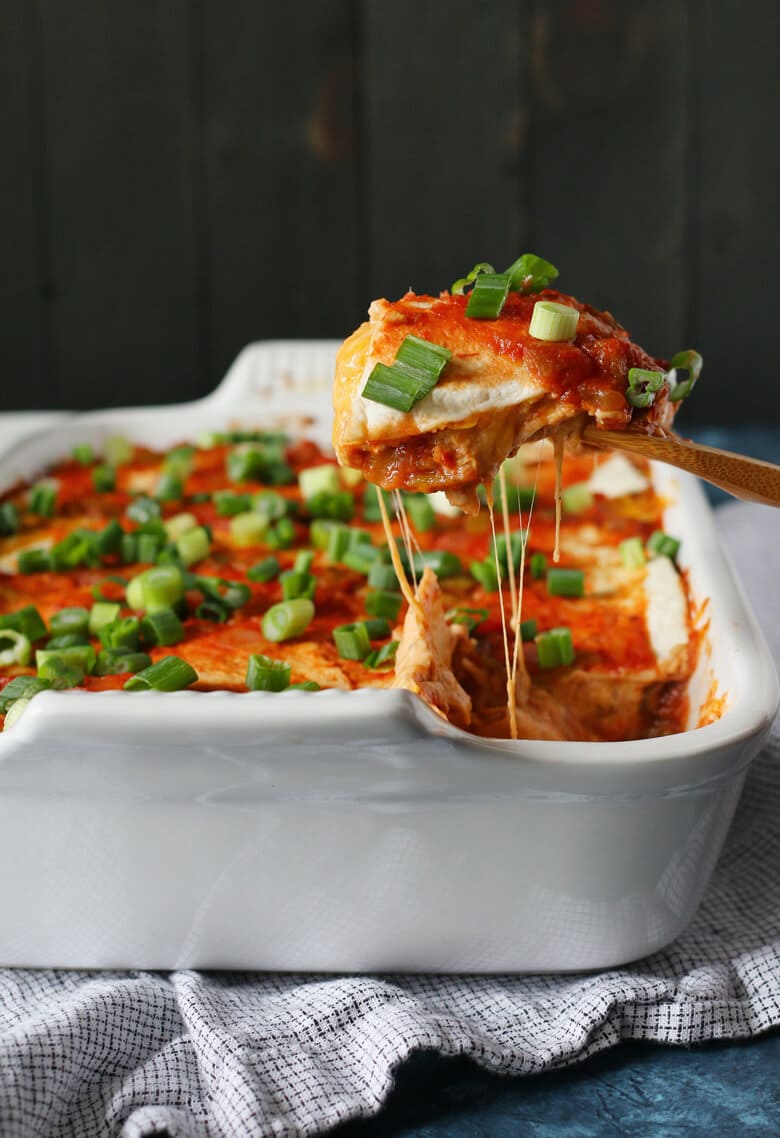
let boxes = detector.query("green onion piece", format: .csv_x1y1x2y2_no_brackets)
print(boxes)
29,481,57,518
280,571,317,602
299,464,341,501
0,629,32,668
49,607,90,638
646,530,681,559
2,697,32,730
490,530,525,574
164,513,198,541
103,435,134,467
469,558,499,592
36,644,96,682
265,517,296,550
120,533,138,564
49,529,100,571
530,552,547,580
94,649,151,676
362,485,393,522
126,496,160,525
0,502,20,536
123,655,198,692
341,549,375,575
363,617,391,640
287,680,321,691
126,565,185,612
137,532,162,564
365,589,403,622
332,622,371,661
562,482,593,514
72,443,94,465
163,445,194,479
403,493,436,532
519,618,538,642
626,367,666,409
546,568,585,597
465,272,511,319
230,511,269,547
326,523,352,563
310,519,337,550
367,561,399,590
154,472,183,502
195,601,228,623
405,549,463,579
447,607,489,634
46,632,89,650
214,491,252,517
667,350,703,403
262,598,315,643
536,627,575,669
505,252,559,294
362,336,452,412
92,464,116,492
252,491,295,520
451,262,495,295
246,653,291,692
247,556,281,583
99,616,141,651
176,525,210,567
140,607,184,647
306,490,354,523
0,675,51,713
529,300,579,342
196,577,251,611
226,443,293,486
17,549,52,574
293,550,315,574
349,528,373,549
395,334,452,377
96,519,124,556
619,537,646,569
88,602,121,636
364,640,399,670
0,605,48,642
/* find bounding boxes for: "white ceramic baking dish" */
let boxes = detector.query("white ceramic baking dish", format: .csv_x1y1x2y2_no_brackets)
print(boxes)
0,342,776,973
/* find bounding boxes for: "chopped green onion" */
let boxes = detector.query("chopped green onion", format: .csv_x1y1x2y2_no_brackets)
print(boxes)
163,445,194,479
505,252,559,294
332,622,371,661
246,653,291,692
252,491,295,520
120,534,138,564
0,675,51,714
88,602,121,636
404,549,463,579
280,571,317,602
299,464,341,501
126,496,161,524
310,519,337,550
176,525,210,567
529,300,579,342
36,644,96,683
154,472,183,502
667,350,703,403
265,517,296,550
0,629,32,668
140,607,184,646
546,568,585,597
367,561,398,590
247,556,281,583
196,577,251,611
94,649,151,676
364,640,399,670
465,272,511,319
230,512,269,547
194,601,228,622
2,697,32,730
136,532,162,564
536,627,575,669
363,617,391,640
519,618,538,642
646,530,681,559
227,442,293,486
50,529,100,571
306,490,354,523
103,435,134,467
447,607,489,633
287,680,321,691
98,616,141,652
96,519,124,556
0,502,19,536
123,655,198,692
164,513,198,541
530,552,547,580
490,530,525,574
17,549,52,574
214,490,252,517
341,548,375,575
0,606,48,642
395,334,452,377
92,464,116,492
403,493,436,532
29,481,57,518
451,261,495,295
326,523,351,563
126,565,185,612
362,336,452,412
365,589,403,622
619,537,646,569
293,550,315,574
349,528,375,550
262,598,315,642
470,559,499,592
46,633,89,650
562,482,593,514
49,607,90,638
363,485,393,522
626,367,666,409
72,443,94,465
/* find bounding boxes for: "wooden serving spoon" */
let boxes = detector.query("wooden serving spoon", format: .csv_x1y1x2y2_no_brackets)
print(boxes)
581,426,780,507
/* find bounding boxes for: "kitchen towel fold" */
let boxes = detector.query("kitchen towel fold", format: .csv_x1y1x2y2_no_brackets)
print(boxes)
0,501,778,1138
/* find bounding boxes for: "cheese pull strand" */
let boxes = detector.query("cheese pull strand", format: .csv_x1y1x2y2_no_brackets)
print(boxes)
377,486,418,610
486,490,519,740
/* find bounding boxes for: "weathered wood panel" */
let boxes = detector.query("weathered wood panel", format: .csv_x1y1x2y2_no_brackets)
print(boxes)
200,1,362,389
694,0,780,423
532,0,689,367
34,0,201,408
364,0,531,301
0,1,45,404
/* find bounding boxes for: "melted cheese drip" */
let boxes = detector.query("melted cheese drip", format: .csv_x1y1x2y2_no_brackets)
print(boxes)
553,434,564,563
376,487,417,609
392,489,419,591
498,465,518,625
487,491,518,740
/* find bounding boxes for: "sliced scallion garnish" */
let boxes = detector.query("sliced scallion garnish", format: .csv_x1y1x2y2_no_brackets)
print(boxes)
0,605,48,643
451,262,494,295
262,598,315,642
306,490,355,523
72,443,94,466
0,629,32,668
29,481,57,518
126,565,185,613
36,644,96,683
49,607,90,638
247,556,281,583
265,517,296,550
0,502,20,536
505,252,559,294
626,367,666,409
362,335,451,412
214,490,252,517
332,622,371,661
176,525,210,567
88,602,121,636
469,559,499,592
298,464,341,501
123,655,198,692
402,493,436,532
92,464,116,493
561,482,593,514
365,589,403,622
465,272,511,319
446,607,489,634
646,530,680,559
529,300,579,342
140,607,185,646
94,649,151,676
246,653,291,692
546,568,585,597
619,537,646,569
279,571,317,602
17,549,52,574
536,627,575,669
230,512,269,547
364,640,399,670
367,561,398,590
98,616,141,652
519,618,538,642
529,552,547,580
667,349,703,403
103,435,134,467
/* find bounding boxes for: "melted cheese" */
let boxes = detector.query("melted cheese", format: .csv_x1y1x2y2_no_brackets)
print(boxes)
644,556,689,669
587,453,650,498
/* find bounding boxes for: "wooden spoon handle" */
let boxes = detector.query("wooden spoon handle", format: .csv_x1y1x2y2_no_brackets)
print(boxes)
581,427,780,507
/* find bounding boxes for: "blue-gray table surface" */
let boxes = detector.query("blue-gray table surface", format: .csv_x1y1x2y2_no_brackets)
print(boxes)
334,424,780,1138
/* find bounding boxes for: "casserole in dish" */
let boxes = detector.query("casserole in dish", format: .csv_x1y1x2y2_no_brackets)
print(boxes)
0,342,776,971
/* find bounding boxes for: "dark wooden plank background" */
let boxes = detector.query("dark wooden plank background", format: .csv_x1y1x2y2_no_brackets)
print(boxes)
1,0,778,424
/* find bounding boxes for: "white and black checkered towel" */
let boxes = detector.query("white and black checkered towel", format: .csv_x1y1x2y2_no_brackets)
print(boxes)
0,501,778,1138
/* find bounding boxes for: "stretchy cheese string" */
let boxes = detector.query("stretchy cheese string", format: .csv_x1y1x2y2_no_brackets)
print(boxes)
510,449,542,700
498,465,518,626
487,491,518,740
377,486,417,609
392,489,418,591
553,434,564,563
